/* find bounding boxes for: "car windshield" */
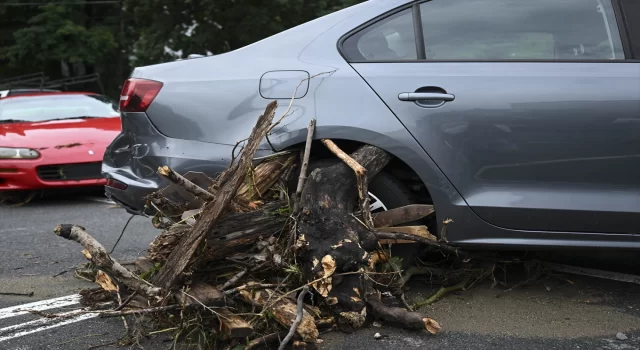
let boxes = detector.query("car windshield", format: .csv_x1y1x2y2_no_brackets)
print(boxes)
0,94,119,122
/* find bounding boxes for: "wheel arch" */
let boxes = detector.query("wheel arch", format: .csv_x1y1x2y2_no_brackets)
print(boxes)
273,124,454,209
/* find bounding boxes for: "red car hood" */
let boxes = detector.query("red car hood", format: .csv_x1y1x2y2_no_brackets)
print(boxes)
0,117,121,149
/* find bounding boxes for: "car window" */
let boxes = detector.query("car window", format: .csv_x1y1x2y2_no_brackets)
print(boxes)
0,94,120,122
420,0,625,61
619,0,640,58
342,7,417,61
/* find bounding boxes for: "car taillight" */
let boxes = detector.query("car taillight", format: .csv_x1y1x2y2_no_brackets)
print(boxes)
119,78,163,112
106,178,128,190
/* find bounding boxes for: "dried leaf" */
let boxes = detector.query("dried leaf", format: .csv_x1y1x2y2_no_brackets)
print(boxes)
423,317,441,334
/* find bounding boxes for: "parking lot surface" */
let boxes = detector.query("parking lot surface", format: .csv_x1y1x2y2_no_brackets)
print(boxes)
1,194,640,349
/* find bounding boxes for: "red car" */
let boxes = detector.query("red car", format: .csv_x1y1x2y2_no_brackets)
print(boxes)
0,92,121,202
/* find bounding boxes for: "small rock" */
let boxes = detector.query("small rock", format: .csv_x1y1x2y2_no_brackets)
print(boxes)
374,333,382,340
373,322,382,328
616,332,628,341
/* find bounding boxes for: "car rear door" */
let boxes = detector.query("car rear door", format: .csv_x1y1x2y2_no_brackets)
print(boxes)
343,0,640,234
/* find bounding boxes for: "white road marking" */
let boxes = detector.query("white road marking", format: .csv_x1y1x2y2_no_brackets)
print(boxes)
0,294,81,320
0,228,30,234
0,309,98,342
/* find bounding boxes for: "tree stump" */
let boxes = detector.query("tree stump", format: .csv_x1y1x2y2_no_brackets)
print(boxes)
296,145,392,328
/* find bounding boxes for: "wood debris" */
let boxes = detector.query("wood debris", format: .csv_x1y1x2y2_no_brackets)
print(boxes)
52,99,477,349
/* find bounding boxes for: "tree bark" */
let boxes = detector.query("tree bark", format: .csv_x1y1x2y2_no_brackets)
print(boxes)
148,201,290,265
219,308,254,338
54,224,161,299
296,145,391,328
152,101,278,291
202,201,290,261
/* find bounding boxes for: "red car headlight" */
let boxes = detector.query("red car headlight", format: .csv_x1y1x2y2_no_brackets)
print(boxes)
0,147,40,159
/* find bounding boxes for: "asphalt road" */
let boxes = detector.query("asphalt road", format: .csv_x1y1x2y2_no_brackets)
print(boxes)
1,193,640,349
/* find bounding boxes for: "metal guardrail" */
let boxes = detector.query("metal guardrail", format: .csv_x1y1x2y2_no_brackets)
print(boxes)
0,72,48,90
0,72,105,96
41,73,105,95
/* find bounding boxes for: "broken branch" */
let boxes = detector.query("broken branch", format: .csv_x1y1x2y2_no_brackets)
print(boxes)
367,297,441,334
54,224,161,298
157,166,214,202
320,139,372,227
374,231,465,258
293,119,316,214
371,204,435,228
151,101,278,290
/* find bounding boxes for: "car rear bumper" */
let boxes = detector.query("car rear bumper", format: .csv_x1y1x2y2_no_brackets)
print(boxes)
101,112,259,215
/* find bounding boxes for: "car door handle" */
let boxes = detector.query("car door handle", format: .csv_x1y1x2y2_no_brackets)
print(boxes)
398,92,455,102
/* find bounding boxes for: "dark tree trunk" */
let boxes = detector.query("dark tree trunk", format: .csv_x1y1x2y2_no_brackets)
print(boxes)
202,201,290,261
296,145,392,328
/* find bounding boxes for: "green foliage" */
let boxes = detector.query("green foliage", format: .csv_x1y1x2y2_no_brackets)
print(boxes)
140,262,163,281
0,0,364,97
379,256,403,274
124,0,364,65
2,4,116,66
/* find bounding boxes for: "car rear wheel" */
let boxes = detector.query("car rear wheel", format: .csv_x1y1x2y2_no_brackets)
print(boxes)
300,158,416,213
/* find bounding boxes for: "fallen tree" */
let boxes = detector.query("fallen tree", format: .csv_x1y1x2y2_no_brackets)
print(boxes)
52,98,478,349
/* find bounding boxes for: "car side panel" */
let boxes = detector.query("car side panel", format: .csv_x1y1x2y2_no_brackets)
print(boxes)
136,0,382,145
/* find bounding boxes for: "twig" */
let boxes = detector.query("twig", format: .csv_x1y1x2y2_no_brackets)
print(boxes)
0,291,34,297
439,218,453,243
147,327,179,336
114,291,138,311
263,271,396,313
279,285,310,350
268,71,333,135
98,304,179,317
413,279,469,309
116,292,129,334
292,118,316,215
180,290,224,319
157,166,214,202
252,150,296,161
20,309,58,318
374,231,465,258
398,293,413,312
52,270,68,278
219,269,247,291
17,304,179,319
321,139,373,228
109,214,134,254
223,283,281,296
247,331,289,350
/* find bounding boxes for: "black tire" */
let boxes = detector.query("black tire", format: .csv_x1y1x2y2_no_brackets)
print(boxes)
294,158,423,268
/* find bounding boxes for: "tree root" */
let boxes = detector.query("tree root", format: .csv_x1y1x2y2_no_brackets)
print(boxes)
367,297,441,334
413,279,469,309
